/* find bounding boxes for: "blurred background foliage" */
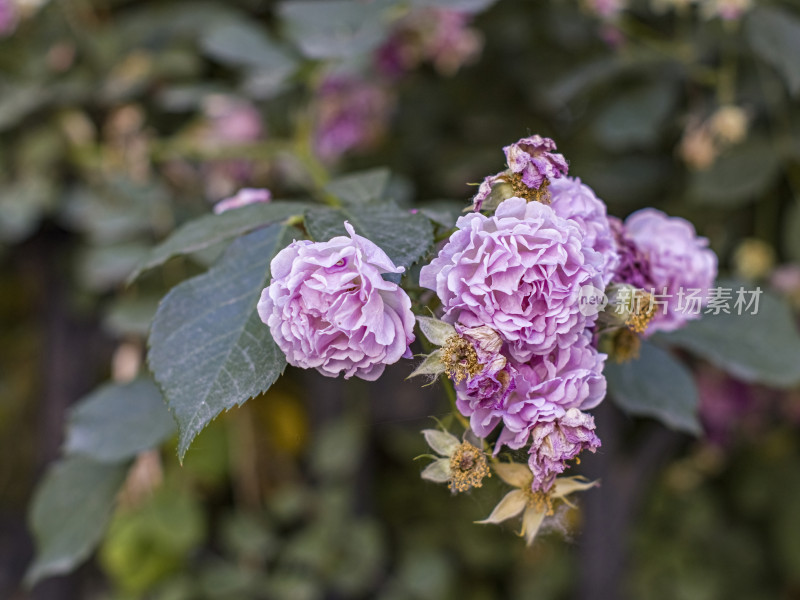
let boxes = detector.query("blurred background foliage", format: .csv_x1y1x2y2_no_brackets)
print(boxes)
3,0,800,598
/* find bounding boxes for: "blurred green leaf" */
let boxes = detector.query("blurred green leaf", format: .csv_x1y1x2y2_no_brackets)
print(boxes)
129,201,309,281
410,0,496,11
606,341,701,435
148,224,299,460
0,179,56,243
305,202,434,273
0,82,50,132
687,139,780,207
659,287,800,388
64,378,176,463
26,457,128,586
783,200,800,263
201,20,298,78
77,242,150,292
279,0,389,59
418,200,464,229
60,185,162,243
100,489,206,594
103,295,161,337
326,168,391,205
747,6,800,97
592,80,677,151
310,415,364,481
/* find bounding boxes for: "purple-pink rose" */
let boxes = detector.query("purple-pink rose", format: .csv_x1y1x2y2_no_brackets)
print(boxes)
503,135,569,191
549,176,619,286
608,216,654,290
527,408,601,492
496,332,607,450
258,223,415,381
420,197,603,362
213,188,271,214
622,208,718,333
456,331,606,447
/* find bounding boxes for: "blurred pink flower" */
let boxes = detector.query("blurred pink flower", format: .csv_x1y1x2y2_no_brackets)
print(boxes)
376,8,482,78
0,0,18,37
213,188,271,214
313,75,393,162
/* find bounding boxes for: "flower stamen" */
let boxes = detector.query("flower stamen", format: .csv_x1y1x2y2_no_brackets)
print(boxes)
509,173,551,204
448,441,491,493
442,334,482,383
625,290,656,333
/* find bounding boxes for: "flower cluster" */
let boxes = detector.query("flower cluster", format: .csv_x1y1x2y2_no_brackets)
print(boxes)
419,134,718,505
421,136,609,493
254,132,718,545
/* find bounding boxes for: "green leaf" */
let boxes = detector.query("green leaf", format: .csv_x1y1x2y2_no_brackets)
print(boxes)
325,168,391,205
410,0,496,11
783,200,800,263
746,6,800,97
148,224,300,460
64,378,176,463
592,80,677,151
304,202,434,272
201,21,297,75
0,82,51,132
419,200,464,229
278,0,389,59
605,341,701,435
78,242,150,292
659,287,800,388
25,457,128,586
129,201,308,282
688,140,780,207
103,296,160,337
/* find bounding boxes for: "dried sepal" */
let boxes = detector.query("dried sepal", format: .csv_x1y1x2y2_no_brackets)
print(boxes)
475,489,527,524
421,458,451,483
422,429,461,456
407,349,446,380
492,461,533,488
416,316,456,346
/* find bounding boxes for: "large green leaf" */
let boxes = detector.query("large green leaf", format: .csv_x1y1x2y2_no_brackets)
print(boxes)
659,288,800,388
605,341,701,435
747,6,800,97
325,168,391,205
64,378,176,463
687,139,780,207
304,202,434,272
278,0,389,59
26,457,128,586
129,201,308,282
148,224,300,460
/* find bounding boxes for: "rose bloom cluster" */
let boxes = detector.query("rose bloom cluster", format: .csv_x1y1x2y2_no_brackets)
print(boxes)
256,133,717,493
420,135,717,492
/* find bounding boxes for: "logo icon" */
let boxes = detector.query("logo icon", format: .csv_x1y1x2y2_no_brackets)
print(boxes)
578,285,608,316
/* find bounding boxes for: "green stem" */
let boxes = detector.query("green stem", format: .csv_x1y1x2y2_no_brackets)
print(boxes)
439,374,469,430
